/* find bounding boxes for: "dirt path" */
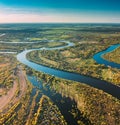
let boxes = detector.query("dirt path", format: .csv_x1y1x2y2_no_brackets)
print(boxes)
17,67,27,97
0,81,17,110
0,66,27,111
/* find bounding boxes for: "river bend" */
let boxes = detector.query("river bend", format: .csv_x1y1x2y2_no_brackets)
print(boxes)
17,41,120,100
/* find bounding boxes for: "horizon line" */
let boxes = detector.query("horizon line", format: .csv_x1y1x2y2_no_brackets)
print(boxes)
0,22,120,24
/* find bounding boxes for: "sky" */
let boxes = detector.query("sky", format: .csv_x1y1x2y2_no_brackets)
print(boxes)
0,0,120,23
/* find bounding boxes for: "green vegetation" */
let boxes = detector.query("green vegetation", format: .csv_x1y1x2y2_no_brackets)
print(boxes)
31,95,67,125
27,43,120,86
30,69,120,125
104,47,120,64
0,55,17,95
0,24,120,125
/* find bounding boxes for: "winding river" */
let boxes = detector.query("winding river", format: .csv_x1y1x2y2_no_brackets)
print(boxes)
93,44,120,69
1,40,120,124
17,41,120,100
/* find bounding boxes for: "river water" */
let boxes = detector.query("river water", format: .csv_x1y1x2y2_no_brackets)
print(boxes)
16,41,120,124
27,76,91,125
17,42,120,100
93,44,120,69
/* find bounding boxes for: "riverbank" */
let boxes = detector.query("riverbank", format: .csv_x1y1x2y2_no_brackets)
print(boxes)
103,46,120,65
1,23,120,124
26,42,120,87
94,44,120,69
27,68,120,125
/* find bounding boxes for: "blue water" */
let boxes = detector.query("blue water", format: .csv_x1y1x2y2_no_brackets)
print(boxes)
17,42,120,100
93,44,120,69
27,75,91,125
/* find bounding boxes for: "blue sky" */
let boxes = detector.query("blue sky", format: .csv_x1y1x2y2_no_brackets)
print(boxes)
0,0,120,23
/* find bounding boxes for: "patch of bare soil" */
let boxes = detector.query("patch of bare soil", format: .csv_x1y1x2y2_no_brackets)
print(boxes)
0,66,27,112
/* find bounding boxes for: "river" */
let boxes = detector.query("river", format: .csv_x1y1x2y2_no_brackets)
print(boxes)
93,44,120,69
1,40,120,124
17,41,120,100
